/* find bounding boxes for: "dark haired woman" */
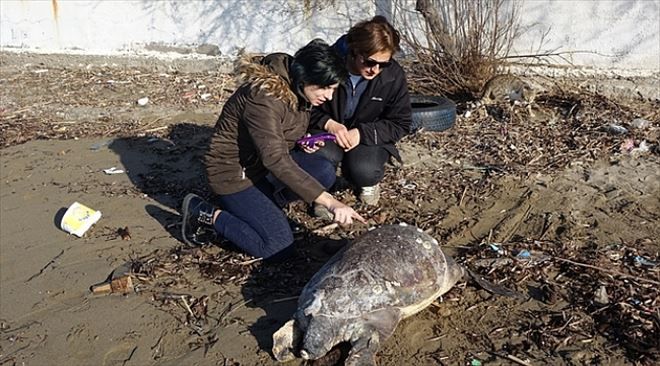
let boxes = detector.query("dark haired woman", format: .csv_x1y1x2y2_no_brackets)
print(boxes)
309,16,412,211
180,39,365,260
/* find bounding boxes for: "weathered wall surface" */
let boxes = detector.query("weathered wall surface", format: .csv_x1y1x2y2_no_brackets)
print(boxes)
1,0,658,72
514,0,660,71
0,0,374,55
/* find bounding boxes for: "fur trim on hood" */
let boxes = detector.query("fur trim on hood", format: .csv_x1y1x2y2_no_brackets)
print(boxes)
234,52,298,109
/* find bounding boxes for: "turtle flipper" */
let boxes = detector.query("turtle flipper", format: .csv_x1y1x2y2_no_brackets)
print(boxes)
346,308,402,366
467,269,528,299
272,319,301,362
345,331,380,366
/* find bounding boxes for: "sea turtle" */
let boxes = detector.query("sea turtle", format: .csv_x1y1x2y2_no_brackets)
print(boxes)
272,223,467,365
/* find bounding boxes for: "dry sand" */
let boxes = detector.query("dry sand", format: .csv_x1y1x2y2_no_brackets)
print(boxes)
1,52,658,365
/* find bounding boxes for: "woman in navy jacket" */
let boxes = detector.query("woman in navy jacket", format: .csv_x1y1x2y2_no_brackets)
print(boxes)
309,16,412,208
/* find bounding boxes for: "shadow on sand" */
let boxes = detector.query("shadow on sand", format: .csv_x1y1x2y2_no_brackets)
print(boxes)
108,121,347,362
108,123,214,240
238,233,349,364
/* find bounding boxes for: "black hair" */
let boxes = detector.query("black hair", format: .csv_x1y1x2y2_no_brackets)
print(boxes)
290,39,347,89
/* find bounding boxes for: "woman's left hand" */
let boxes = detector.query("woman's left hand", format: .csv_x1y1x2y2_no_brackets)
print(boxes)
343,128,360,151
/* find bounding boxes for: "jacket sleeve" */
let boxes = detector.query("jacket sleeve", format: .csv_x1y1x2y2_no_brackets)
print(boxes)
309,101,333,131
357,66,412,146
309,34,347,132
243,90,325,203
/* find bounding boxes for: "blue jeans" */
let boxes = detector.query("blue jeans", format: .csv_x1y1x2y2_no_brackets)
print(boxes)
212,150,335,260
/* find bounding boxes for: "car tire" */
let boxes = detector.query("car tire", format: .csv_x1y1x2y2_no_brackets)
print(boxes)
410,95,456,133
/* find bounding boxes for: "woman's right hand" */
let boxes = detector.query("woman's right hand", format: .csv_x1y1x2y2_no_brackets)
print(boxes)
329,201,365,225
325,120,354,151
314,192,366,225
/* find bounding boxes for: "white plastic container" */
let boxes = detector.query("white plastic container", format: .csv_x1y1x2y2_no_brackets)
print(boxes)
61,202,102,237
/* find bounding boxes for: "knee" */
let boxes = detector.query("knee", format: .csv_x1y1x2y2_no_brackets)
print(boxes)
301,154,336,190
344,159,384,187
314,142,344,165
261,229,294,259
315,160,337,189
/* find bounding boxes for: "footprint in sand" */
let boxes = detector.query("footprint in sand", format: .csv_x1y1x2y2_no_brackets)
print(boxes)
65,324,96,360
102,342,138,366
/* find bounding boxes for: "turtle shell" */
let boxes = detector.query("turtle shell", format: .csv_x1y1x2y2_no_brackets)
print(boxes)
297,224,464,321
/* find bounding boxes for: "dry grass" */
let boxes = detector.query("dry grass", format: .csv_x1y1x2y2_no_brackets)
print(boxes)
397,0,523,99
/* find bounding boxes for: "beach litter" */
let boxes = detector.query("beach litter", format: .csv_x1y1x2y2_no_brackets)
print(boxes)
90,262,135,295
103,166,125,175
137,97,149,106
60,202,102,237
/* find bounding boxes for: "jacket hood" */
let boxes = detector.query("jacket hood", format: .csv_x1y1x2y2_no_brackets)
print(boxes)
333,34,349,59
234,52,299,109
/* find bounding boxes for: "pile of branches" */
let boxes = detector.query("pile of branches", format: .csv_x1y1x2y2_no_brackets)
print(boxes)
400,0,523,98
406,88,659,177
462,238,660,363
0,64,233,147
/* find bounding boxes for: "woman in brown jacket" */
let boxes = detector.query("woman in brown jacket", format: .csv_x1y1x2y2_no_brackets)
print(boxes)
181,39,365,260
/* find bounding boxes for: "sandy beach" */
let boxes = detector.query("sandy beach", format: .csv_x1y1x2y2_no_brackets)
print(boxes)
1,52,658,365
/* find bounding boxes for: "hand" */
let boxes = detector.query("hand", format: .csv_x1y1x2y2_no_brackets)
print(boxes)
299,134,325,154
344,128,360,151
314,192,366,226
325,120,352,150
329,202,366,226
302,140,325,153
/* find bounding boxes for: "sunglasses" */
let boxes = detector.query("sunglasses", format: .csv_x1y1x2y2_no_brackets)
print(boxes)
361,56,392,69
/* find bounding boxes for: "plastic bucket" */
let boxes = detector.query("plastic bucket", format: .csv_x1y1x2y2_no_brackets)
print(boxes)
61,202,102,237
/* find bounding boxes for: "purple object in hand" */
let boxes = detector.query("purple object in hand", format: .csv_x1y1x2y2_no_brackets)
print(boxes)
296,133,336,148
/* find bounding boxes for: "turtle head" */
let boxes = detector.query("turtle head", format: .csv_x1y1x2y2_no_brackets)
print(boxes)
300,315,340,360
442,253,467,292
272,319,302,362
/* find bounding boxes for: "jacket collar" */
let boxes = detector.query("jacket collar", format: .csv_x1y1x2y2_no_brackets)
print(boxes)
235,52,303,110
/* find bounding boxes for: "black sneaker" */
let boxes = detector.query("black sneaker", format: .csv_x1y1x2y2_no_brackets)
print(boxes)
288,219,305,237
330,176,353,193
181,193,217,246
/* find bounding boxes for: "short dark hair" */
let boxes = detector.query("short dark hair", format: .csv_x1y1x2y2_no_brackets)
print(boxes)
290,39,346,88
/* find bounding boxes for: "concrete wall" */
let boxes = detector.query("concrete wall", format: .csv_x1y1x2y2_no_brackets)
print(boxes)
0,0,375,55
514,0,660,71
1,0,658,72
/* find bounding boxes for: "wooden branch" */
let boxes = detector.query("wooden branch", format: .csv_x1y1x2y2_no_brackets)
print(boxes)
502,50,621,60
554,257,660,286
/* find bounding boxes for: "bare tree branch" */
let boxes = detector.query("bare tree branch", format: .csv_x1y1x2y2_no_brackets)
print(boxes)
399,0,524,98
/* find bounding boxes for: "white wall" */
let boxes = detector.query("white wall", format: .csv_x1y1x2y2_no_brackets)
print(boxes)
1,0,658,72
514,0,660,70
0,0,374,55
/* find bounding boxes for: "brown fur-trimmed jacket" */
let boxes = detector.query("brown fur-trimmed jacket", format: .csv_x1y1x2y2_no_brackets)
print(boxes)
205,53,325,203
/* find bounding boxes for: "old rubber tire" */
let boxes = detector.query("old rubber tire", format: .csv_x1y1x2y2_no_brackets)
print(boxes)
410,95,456,133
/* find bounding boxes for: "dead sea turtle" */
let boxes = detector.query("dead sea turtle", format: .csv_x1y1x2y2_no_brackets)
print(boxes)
273,223,469,365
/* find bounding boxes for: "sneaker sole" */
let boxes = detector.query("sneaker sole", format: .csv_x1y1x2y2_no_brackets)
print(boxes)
181,193,198,247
